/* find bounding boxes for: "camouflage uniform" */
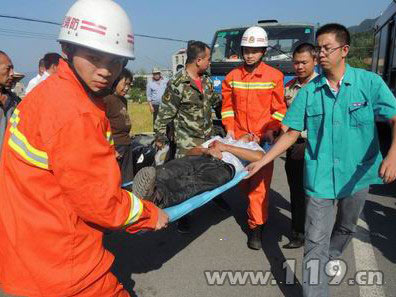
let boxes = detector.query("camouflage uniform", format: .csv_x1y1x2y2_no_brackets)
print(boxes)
154,70,220,158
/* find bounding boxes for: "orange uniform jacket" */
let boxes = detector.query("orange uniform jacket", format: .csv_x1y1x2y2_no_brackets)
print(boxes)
221,62,286,140
0,60,158,297
221,62,287,228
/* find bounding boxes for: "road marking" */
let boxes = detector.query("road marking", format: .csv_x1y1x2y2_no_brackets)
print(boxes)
352,216,385,297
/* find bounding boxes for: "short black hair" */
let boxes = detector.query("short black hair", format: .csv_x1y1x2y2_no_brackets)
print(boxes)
114,68,133,88
186,41,210,65
39,58,45,68
0,50,8,59
293,43,316,58
43,52,62,70
316,23,350,46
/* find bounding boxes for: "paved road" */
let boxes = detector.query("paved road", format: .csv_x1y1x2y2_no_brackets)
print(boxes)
103,157,396,297
1,158,395,297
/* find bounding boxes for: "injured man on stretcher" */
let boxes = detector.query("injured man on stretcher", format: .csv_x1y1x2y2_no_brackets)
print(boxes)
132,134,265,208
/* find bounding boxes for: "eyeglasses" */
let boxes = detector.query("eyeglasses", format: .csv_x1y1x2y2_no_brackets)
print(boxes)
314,45,346,56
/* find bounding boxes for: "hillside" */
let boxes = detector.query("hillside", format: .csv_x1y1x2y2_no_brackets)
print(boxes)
347,18,377,69
348,18,377,34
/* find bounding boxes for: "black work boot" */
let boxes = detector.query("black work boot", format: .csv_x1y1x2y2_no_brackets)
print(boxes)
247,225,263,250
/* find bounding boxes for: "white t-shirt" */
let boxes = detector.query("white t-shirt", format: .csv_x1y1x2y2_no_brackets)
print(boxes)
26,72,49,95
201,136,264,172
25,74,42,95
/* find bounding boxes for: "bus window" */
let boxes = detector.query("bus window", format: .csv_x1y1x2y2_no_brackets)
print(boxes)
377,25,389,76
211,26,314,64
211,30,243,62
372,32,380,72
392,26,396,69
264,27,313,62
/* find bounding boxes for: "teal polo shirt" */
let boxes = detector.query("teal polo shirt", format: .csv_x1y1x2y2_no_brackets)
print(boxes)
283,64,396,199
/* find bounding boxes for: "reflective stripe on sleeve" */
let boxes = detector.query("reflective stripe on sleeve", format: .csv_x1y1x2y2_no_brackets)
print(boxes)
221,110,235,119
106,131,114,146
124,191,144,226
7,109,49,170
271,112,285,122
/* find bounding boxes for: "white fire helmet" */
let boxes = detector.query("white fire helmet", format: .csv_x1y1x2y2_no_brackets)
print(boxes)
241,26,269,48
58,0,135,60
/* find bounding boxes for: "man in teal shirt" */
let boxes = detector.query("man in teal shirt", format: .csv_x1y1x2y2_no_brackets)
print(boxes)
246,23,396,297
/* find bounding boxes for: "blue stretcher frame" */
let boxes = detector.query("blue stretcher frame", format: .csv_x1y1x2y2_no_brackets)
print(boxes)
163,171,248,222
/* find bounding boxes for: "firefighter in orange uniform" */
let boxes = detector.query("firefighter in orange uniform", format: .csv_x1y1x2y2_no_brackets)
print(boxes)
0,1,168,296
221,26,286,250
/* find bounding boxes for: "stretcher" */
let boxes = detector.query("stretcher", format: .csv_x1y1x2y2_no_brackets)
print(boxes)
122,171,248,222
121,140,271,223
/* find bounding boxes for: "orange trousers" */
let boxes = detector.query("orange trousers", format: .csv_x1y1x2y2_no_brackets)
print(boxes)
239,161,274,229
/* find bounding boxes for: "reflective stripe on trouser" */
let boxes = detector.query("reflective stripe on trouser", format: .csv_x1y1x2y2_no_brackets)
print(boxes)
70,271,130,297
239,161,274,229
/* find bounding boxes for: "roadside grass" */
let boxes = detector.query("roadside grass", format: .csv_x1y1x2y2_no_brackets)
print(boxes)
128,102,153,134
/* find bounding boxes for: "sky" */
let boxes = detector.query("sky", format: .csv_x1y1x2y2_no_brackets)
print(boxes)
0,0,392,83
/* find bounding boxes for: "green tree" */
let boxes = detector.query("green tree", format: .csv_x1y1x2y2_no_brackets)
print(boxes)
133,77,147,91
347,31,374,70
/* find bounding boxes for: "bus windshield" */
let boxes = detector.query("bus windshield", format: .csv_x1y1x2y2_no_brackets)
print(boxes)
211,26,315,63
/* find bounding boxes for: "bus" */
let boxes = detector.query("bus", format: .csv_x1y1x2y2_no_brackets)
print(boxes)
210,20,316,95
372,1,396,154
372,1,396,91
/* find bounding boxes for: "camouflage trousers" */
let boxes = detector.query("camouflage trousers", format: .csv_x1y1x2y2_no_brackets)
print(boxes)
175,138,207,159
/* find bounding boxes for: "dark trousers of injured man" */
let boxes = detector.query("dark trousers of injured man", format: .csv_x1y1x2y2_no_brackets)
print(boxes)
151,155,235,209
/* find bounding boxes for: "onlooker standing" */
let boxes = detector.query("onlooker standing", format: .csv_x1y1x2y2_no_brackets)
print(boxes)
155,41,222,232
155,41,220,159
146,67,167,127
104,68,134,184
0,51,20,157
25,58,45,94
283,43,318,249
10,72,26,98
31,52,62,92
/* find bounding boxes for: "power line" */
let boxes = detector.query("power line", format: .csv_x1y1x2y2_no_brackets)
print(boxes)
0,15,60,26
0,14,188,43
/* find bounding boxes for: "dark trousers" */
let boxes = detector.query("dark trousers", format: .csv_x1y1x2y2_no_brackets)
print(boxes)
153,104,159,127
153,155,235,208
285,154,306,234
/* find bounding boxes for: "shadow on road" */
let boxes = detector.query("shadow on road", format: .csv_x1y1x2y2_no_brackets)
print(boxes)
103,201,231,296
104,185,304,297
358,199,396,264
231,188,303,297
